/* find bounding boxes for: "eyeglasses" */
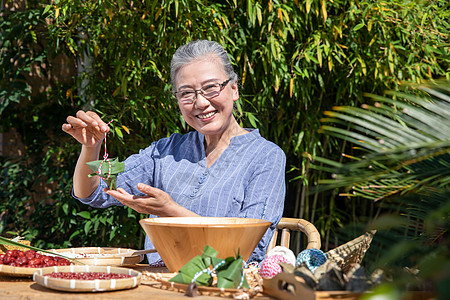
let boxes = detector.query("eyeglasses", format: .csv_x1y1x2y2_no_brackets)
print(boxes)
174,78,232,104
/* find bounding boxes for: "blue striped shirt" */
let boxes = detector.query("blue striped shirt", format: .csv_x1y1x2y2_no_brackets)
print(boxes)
75,129,286,263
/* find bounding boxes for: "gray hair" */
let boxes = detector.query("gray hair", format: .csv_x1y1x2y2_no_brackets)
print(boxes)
170,40,238,91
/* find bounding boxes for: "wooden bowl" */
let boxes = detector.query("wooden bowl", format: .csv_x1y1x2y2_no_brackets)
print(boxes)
139,217,271,272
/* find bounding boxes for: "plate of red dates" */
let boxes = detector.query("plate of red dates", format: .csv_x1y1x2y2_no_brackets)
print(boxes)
0,249,71,277
33,265,141,292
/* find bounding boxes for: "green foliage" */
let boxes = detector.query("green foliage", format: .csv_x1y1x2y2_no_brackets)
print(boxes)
0,0,449,256
315,81,450,199
312,81,450,298
0,9,41,114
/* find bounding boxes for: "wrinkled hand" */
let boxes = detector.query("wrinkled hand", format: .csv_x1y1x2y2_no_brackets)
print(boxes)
62,110,110,148
104,183,195,216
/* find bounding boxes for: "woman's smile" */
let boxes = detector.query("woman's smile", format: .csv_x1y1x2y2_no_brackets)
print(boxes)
197,110,217,120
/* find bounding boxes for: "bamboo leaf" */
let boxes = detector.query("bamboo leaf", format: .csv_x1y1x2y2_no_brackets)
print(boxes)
353,23,365,31
115,126,123,138
320,0,327,22
256,6,262,26
86,157,125,190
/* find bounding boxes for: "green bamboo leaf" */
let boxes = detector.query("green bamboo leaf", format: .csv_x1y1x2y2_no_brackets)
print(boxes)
388,49,394,74
247,0,254,26
353,23,364,31
87,158,125,175
42,4,52,15
86,157,125,190
115,126,123,138
246,112,258,128
256,5,262,26
175,0,178,18
169,255,212,285
317,44,322,67
217,257,249,289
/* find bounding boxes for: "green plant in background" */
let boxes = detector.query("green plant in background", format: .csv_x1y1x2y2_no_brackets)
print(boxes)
311,80,450,299
1,0,449,254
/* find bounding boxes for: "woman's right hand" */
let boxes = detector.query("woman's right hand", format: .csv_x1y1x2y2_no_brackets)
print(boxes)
62,110,110,148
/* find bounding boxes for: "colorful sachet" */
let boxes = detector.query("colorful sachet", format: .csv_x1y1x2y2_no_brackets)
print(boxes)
169,245,249,289
86,157,125,190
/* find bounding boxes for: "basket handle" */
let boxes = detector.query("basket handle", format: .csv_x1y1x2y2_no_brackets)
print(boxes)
268,218,321,252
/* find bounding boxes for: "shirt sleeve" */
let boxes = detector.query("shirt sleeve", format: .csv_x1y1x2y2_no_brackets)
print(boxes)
239,144,286,263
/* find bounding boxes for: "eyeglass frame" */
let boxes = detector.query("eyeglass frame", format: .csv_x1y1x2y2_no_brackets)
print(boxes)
173,78,233,104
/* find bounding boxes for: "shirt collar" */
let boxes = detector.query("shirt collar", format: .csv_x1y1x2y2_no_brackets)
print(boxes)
196,128,260,146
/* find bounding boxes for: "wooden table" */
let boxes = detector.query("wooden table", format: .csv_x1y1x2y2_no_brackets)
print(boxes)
0,265,434,300
0,265,274,300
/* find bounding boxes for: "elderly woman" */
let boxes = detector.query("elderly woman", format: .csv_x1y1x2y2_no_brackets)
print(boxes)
62,40,286,265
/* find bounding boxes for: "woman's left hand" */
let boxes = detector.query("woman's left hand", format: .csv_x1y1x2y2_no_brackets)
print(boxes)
104,183,198,217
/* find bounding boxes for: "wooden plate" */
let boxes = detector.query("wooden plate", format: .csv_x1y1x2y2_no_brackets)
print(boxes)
47,247,144,266
33,265,141,292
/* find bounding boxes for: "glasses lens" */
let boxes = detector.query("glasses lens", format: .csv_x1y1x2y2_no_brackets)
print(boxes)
178,91,195,102
201,83,220,98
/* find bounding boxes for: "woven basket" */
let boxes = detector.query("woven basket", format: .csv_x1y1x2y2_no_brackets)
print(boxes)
325,230,376,273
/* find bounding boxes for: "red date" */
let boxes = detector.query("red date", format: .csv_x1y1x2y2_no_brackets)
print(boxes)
46,272,132,280
2,250,71,267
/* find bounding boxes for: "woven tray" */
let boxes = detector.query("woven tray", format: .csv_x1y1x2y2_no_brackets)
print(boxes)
47,247,144,266
33,265,141,292
141,267,263,298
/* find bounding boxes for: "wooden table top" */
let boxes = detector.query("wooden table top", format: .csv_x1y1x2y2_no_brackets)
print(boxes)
0,264,274,300
0,264,434,300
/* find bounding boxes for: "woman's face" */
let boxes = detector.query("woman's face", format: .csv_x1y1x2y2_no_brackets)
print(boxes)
174,57,239,137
